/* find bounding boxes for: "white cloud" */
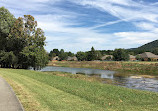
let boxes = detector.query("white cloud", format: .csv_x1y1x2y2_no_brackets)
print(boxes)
134,22,155,31
90,18,133,29
26,0,50,3
114,31,158,44
73,0,158,24
151,2,158,6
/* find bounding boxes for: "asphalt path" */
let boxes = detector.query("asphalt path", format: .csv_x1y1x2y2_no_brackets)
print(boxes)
0,77,24,111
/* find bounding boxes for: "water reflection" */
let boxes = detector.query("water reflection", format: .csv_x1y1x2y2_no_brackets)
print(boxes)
101,74,113,79
41,66,115,79
113,77,158,92
41,66,158,92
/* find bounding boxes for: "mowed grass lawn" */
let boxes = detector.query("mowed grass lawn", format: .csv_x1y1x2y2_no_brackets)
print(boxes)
0,69,158,111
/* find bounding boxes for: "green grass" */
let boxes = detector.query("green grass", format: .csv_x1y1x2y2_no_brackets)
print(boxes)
0,68,158,111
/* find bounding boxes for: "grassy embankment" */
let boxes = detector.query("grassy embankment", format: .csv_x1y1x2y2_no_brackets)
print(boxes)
49,61,158,75
0,68,158,111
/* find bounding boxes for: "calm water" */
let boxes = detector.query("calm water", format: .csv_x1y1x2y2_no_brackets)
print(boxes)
41,66,158,92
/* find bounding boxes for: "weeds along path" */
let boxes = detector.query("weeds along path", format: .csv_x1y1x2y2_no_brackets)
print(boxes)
0,69,158,111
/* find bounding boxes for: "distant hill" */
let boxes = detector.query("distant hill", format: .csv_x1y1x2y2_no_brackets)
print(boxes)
136,39,158,51
128,39,158,54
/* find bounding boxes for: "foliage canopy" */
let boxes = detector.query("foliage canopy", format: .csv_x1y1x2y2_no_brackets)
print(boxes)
0,7,48,69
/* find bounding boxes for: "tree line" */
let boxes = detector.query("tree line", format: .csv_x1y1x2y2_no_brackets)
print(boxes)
49,45,158,61
49,49,75,61
49,47,130,61
0,7,48,70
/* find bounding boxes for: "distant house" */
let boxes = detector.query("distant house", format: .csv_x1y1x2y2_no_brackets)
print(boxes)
129,55,136,61
67,56,78,61
51,56,60,61
138,52,158,61
101,55,113,61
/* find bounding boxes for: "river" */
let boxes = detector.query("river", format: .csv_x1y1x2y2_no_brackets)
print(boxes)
41,66,158,92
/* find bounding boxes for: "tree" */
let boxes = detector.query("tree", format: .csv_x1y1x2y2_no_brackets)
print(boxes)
76,51,86,61
21,46,48,70
113,49,129,61
136,55,141,61
0,7,15,50
52,49,59,56
100,50,114,55
8,15,48,69
67,51,74,57
0,7,16,68
95,51,102,60
87,47,102,61
87,47,96,61
59,49,68,60
0,7,48,69
52,53,56,57
128,51,135,56
0,51,17,68
152,48,158,55
49,49,60,60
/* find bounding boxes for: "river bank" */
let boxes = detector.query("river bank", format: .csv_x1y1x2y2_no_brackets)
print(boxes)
48,61,158,75
41,66,158,92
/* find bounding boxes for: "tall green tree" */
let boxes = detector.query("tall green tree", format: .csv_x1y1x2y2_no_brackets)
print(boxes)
87,47,101,61
0,7,16,67
0,7,48,69
87,47,95,61
76,51,86,61
0,7,15,50
8,15,48,69
49,49,60,60
21,46,48,70
50,49,59,56
59,49,68,60
113,49,129,61
67,51,74,57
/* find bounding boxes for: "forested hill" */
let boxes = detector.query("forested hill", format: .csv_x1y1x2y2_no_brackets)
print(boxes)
137,39,158,51
127,39,158,55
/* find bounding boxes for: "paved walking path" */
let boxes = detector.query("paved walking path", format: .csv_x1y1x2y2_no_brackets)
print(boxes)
0,77,24,111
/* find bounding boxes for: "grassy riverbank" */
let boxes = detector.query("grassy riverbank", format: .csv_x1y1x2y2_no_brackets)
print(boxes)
0,68,158,111
49,61,158,75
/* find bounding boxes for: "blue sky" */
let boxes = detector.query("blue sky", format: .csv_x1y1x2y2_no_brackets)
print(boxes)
1,0,158,52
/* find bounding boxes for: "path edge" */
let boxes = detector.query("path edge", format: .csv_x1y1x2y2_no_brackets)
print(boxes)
2,76,25,111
